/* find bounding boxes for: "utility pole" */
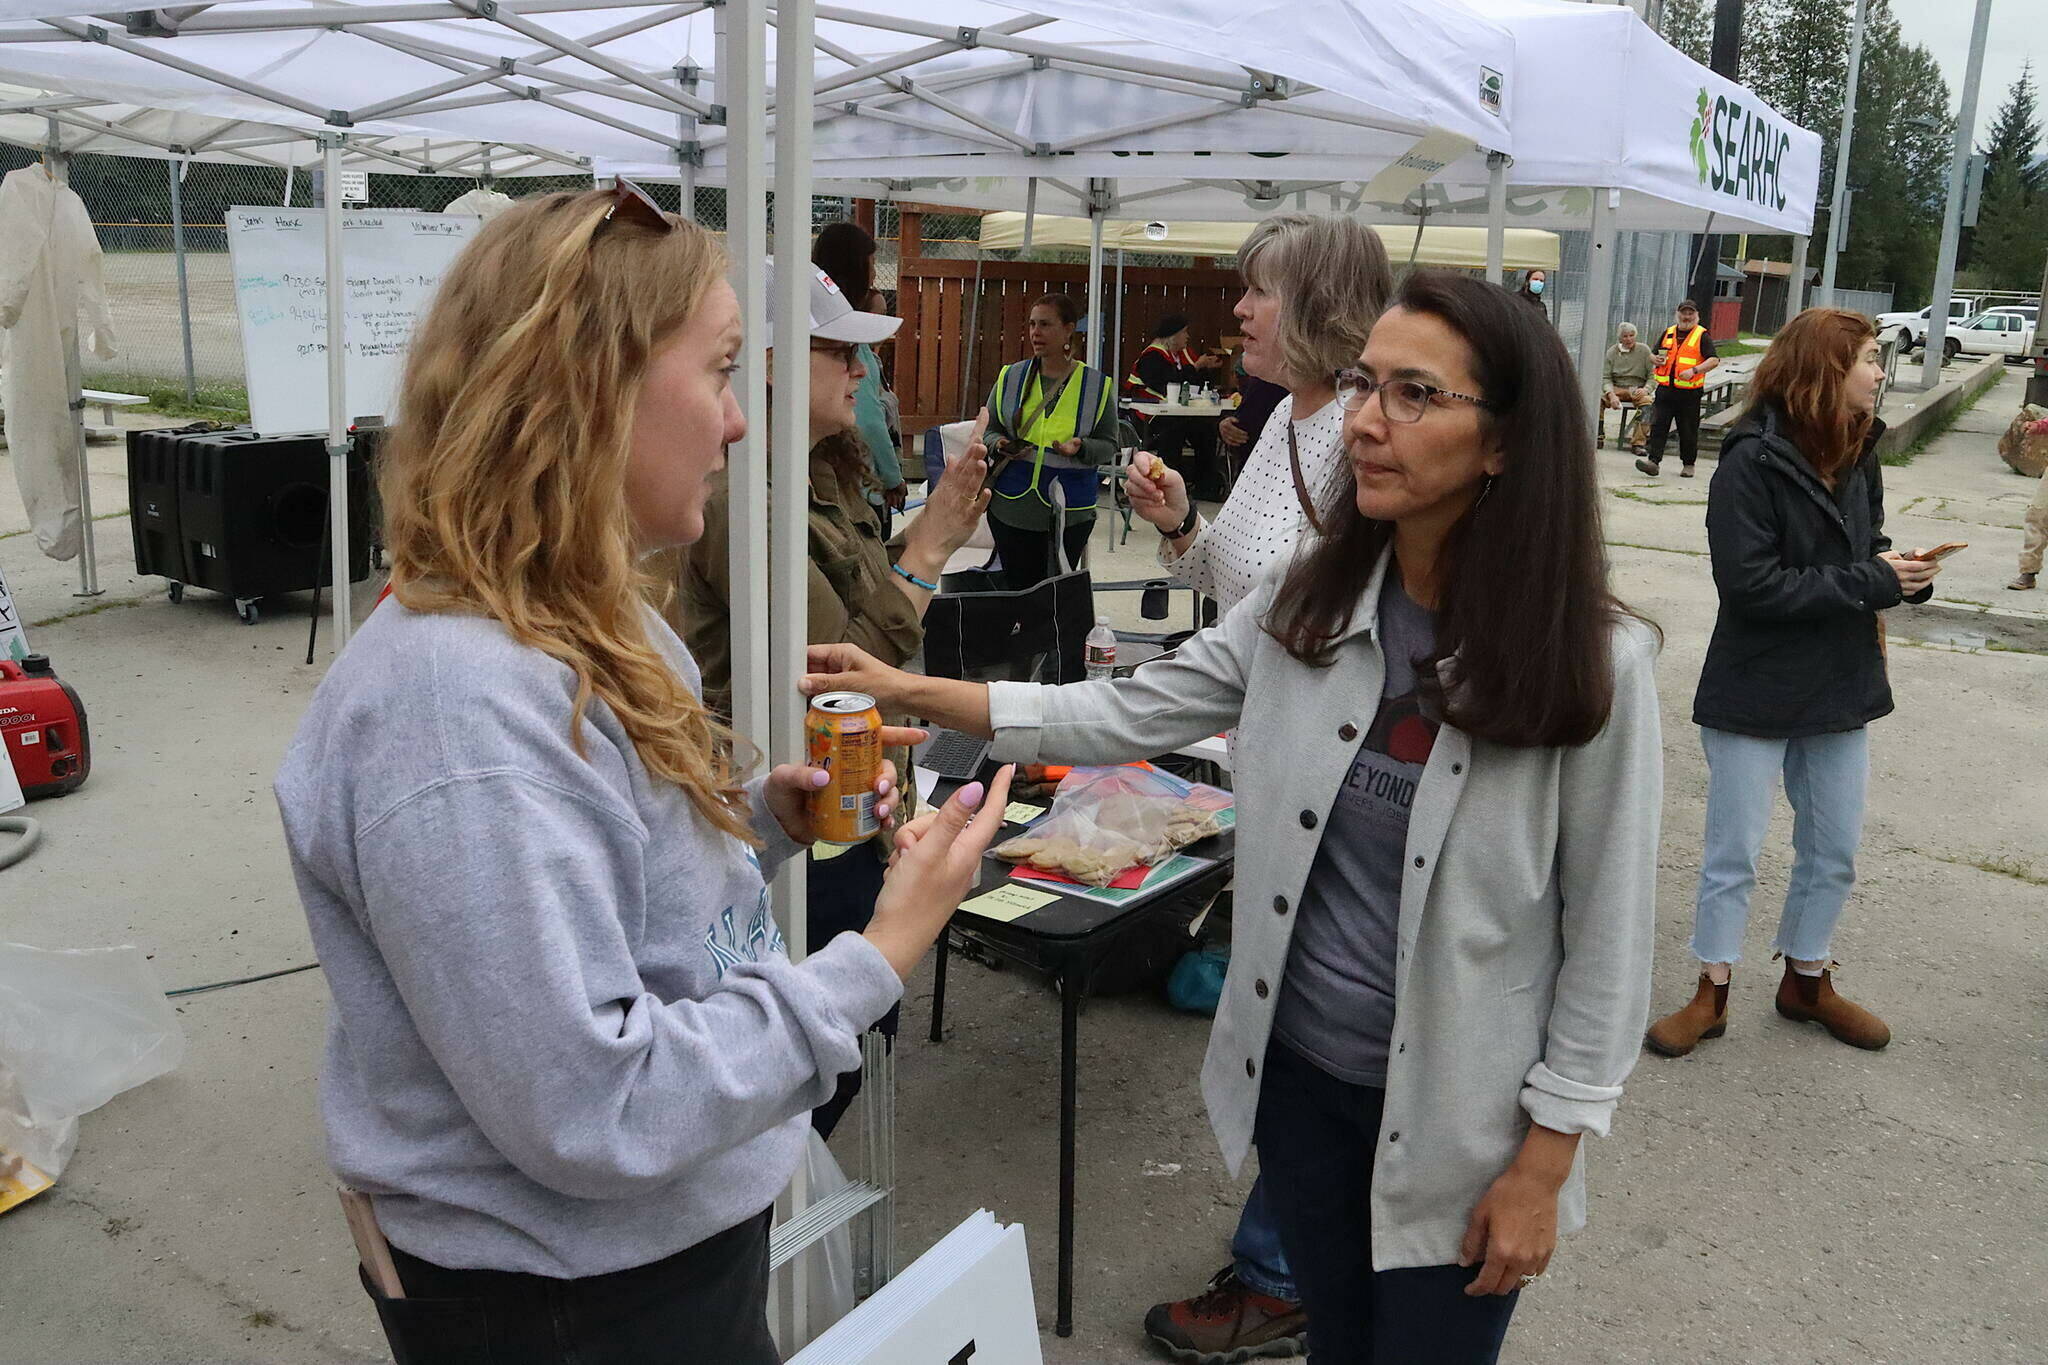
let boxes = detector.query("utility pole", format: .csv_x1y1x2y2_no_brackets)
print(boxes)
1922,0,1995,390
1688,0,1745,314
1818,0,1870,308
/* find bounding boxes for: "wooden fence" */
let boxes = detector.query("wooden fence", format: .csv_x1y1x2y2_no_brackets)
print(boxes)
892,257,1243,433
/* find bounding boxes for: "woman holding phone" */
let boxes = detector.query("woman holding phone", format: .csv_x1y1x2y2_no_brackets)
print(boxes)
1647,307,1939,1058
806,273,1663,1364
274,186,1011,1362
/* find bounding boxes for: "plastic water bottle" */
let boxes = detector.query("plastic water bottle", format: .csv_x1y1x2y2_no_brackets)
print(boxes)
1085,617,1118,681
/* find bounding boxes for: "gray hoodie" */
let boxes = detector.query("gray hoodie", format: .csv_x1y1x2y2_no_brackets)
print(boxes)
275,600,901,1278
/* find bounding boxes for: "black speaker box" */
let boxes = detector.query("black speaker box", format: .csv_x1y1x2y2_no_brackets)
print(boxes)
125,426,190,582
176,431,371,604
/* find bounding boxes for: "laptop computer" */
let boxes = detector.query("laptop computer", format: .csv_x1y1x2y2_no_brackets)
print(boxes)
914,726,992,782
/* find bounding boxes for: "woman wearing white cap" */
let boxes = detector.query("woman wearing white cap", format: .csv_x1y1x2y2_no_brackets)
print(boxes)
675,258,992,1136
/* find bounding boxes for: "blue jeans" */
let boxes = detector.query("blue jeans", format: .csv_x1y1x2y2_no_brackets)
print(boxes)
1693,726,1870,966
1230,1174,1297,1300
1253,1042,1519,1365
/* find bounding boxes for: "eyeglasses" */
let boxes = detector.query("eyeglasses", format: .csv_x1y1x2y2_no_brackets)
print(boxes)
595,177,672,238
1334,368,1497,422
810,339,859,368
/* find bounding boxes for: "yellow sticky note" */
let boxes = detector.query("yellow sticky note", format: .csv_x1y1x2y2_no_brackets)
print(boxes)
960,884,1060,923
1003,801,1046,825
0,1154,54,1217
811,841,852,862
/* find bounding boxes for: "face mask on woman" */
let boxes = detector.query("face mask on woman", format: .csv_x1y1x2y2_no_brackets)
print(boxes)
1529,278,1546,296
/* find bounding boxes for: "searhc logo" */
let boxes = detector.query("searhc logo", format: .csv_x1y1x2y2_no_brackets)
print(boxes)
1691,87,1790,211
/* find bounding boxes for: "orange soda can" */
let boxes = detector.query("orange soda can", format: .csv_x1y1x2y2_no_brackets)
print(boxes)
807,692,883,845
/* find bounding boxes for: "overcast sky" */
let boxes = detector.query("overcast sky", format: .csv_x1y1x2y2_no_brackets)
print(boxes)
1882,0,2044,148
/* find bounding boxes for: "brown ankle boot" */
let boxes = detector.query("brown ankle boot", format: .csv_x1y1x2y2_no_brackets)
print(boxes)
1775,960,1891,1050
1645,974,1730,1057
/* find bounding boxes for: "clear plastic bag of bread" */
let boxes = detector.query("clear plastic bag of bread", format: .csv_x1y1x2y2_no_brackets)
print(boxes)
994,765,1232,885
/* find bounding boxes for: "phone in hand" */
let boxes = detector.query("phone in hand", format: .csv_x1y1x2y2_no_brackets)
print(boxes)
1909,542,1968,562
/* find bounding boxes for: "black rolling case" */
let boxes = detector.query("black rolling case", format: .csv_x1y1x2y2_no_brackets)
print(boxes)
126,426,371,624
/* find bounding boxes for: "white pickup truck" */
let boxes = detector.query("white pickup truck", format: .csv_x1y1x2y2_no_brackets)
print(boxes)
1935,309,2035,363
1876,297,1979,351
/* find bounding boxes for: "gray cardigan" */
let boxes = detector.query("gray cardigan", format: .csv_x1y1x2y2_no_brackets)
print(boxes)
988,551,1662,1271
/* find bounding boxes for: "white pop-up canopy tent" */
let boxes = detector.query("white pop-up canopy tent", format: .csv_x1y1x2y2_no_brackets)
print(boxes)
0,0,1524,1344
977,210,1561,269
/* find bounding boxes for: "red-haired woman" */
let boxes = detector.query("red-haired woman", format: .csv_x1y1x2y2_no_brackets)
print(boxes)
1647,308,1942,1059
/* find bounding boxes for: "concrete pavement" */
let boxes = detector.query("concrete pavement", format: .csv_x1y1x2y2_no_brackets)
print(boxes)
0,387,2042,1363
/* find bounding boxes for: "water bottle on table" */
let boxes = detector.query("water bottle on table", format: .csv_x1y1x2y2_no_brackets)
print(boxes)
1085,617,1118,681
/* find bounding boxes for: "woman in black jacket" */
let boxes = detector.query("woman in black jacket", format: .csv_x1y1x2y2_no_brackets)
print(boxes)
1647,308,1940,1058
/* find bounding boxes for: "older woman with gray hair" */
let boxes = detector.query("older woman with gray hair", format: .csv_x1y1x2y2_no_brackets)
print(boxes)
1123,211,1393,1363
1128,214,1392,613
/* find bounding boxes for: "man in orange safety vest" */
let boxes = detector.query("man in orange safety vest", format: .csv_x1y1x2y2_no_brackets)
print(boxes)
1636,299,1720,479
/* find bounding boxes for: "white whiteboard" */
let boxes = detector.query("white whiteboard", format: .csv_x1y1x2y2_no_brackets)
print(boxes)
226,208,478,435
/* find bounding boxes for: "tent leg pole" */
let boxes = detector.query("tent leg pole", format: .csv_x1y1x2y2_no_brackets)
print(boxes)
1485,150,1507,286
1021,176,1037,252
1112,247,1125,399
323,134,351,650
771,0,818,1348
47,140,101,599
1085,181,1106,371
171,158,198,405
1786,233,1808,325
1577,188,1619,432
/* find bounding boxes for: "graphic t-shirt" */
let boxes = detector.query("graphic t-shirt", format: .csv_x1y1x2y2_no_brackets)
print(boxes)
1272,574,1440,1088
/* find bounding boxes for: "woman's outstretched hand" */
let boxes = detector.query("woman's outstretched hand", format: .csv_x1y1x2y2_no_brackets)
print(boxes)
863,766,1016,980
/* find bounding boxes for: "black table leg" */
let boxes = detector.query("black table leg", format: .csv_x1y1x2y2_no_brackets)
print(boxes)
1056,962,1081,1337
929,927,950,1044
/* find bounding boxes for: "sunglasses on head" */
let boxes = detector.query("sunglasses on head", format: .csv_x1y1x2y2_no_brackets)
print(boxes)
595,177,672,238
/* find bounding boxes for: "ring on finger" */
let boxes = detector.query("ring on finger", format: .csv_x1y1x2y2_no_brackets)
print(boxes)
1518,1273,1540,1287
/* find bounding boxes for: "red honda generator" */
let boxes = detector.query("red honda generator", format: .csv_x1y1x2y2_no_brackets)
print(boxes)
0,655,89,799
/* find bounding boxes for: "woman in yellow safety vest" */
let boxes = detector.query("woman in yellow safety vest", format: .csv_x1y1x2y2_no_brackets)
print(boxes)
982,294,1120,589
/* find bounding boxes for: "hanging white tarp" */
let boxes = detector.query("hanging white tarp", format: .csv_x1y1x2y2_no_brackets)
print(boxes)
977,210,1560,270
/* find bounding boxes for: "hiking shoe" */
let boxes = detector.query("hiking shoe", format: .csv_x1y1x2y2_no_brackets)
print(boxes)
1635,457,1660,477
2010,572,2037,591
1680,465,1697,478
1144,1267,1307,1363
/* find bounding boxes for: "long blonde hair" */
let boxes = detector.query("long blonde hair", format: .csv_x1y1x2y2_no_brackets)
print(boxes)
382,189,756,842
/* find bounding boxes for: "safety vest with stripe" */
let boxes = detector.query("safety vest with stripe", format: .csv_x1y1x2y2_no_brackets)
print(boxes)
989,358,1112,514
1655,324,1707,390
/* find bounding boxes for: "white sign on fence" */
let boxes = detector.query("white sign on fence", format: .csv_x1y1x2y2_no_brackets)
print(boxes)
226,208,478,435
338,169,369,203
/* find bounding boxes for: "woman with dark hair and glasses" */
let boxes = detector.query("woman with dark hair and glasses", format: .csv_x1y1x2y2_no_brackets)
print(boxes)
801,271,1663,1364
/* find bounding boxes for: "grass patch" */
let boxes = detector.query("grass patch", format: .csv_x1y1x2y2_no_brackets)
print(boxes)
1716,336,1771,357
1607,539,1708,558
1610,487,1707,507
0,508,125,543
29,595,148,629
1883,376,1995,468
1916,849,2048,887
85,376,251,423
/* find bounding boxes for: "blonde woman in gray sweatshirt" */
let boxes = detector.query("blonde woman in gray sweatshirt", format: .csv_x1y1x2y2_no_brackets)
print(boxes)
275,186,1010,1363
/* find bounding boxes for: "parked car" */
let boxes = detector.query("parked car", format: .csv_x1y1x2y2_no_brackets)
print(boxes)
1876,297,1980,351
1938,309,2034,363
1985,304,2038,326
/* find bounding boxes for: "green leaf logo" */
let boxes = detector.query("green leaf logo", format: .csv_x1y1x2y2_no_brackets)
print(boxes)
1690,88,1711,184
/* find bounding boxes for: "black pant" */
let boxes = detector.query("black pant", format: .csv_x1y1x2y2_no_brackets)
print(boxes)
368,1209,777,1364
1253,1042,1520,1365
807,839,895,1140
988,515,1093,592
1646,387,1703,468
1148,417,1224,500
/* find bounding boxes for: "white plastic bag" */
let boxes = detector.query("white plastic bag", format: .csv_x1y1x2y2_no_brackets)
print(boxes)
993,766,1231,884
803,1128,858,1332
0,942,186,1179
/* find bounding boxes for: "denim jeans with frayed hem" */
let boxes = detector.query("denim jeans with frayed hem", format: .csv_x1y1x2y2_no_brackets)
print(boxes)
1692,726,1869,966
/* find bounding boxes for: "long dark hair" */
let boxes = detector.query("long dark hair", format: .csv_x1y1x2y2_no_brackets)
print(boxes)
1265,270,1641,748
812,221,878,310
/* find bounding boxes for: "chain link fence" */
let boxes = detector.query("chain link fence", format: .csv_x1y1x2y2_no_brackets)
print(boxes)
1,139,1704,419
